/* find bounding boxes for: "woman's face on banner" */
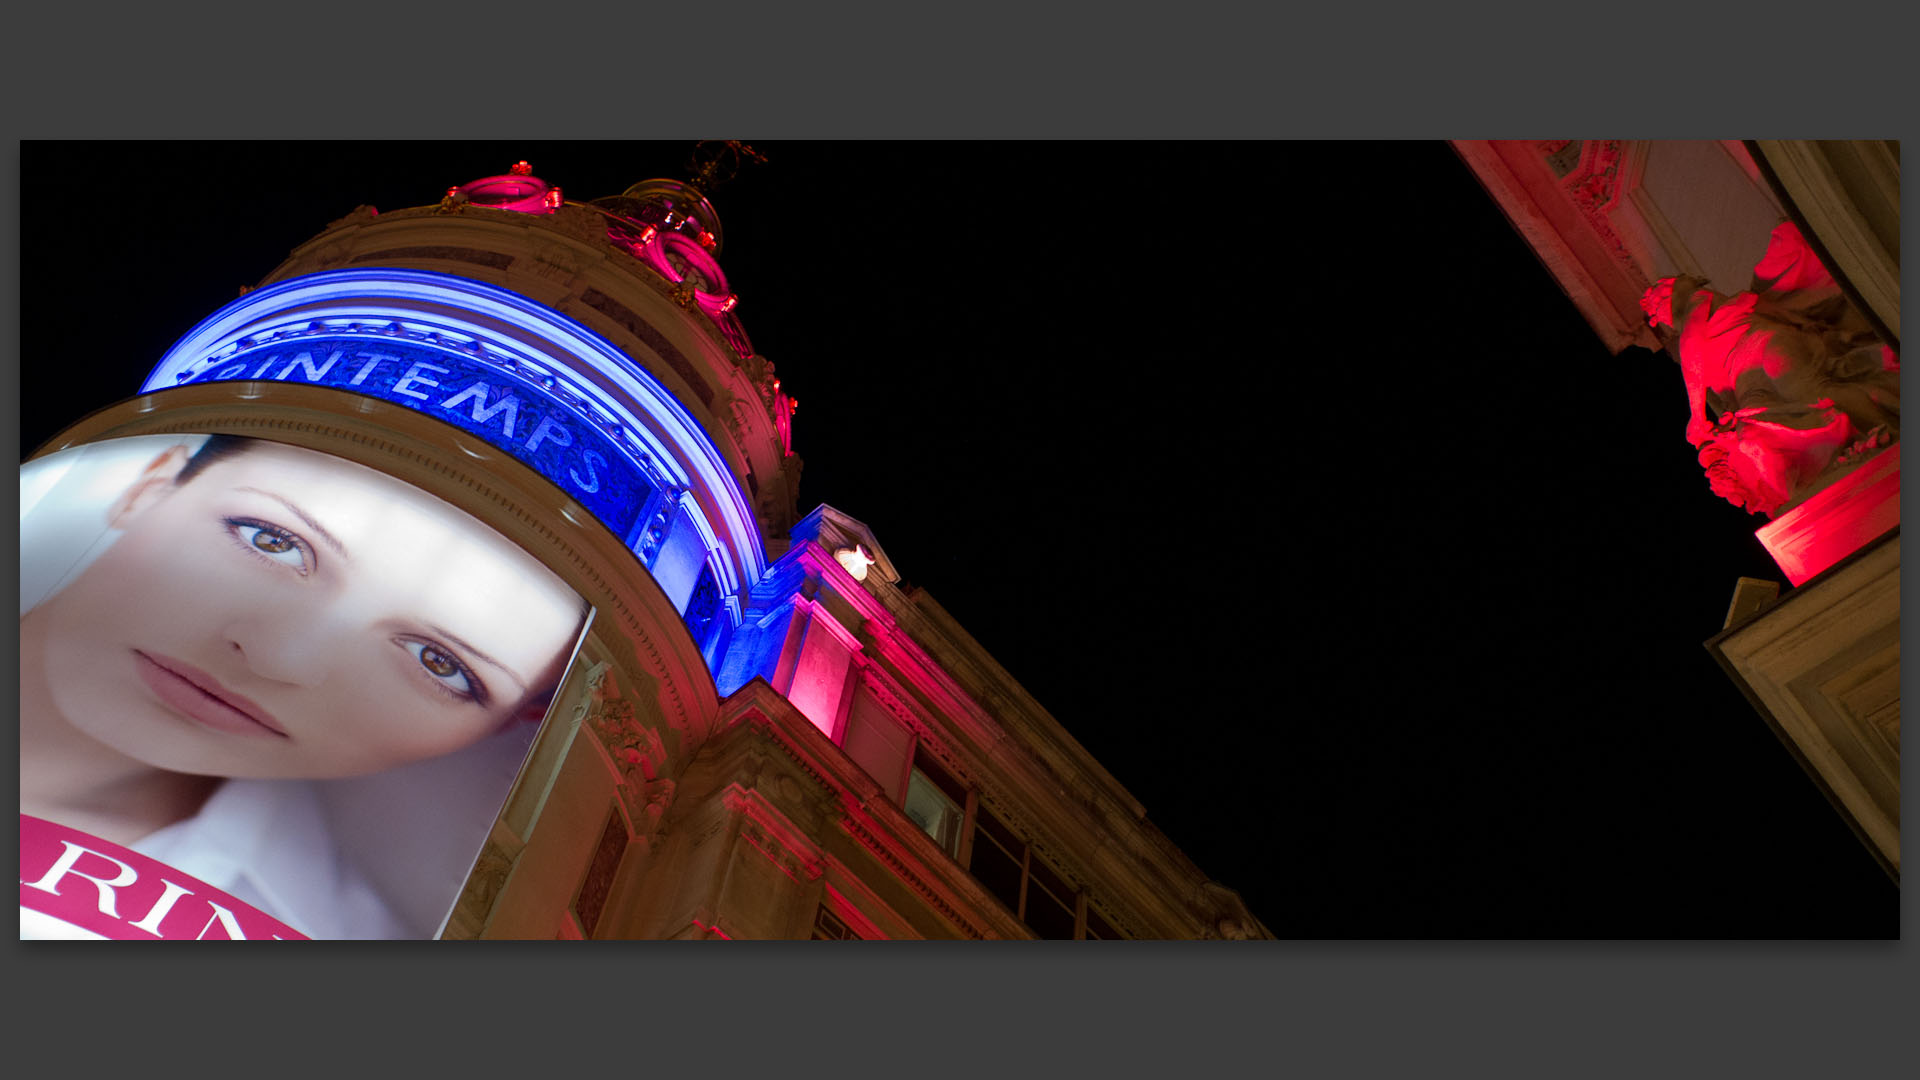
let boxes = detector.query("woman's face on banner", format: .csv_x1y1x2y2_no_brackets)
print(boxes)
37,439,587,780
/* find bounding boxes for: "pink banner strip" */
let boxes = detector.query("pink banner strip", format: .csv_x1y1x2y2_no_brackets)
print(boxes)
20,815,308,940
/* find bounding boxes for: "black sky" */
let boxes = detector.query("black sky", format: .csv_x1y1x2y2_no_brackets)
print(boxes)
19,141,1897,937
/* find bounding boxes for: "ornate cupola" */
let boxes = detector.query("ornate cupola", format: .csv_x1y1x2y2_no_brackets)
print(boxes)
139,145,799,678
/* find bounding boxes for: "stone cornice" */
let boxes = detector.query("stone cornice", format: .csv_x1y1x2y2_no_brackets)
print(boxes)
720,783,827,885
715,682,1030,940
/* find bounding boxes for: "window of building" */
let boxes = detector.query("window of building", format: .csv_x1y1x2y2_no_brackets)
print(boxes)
571,805,628,939
842,686,913,804
900,748,1122,940
1082,907,1121,940
811,905,862,940
822,697,1129,940
1022,849,1078,940
903,751,968,859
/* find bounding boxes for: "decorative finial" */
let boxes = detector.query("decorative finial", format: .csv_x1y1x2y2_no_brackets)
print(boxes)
685,141,767,197
510,160,534,176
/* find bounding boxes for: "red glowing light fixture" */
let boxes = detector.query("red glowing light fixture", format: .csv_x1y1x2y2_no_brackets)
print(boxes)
718,293,738,313
696,230,716,249
544,186,563,210
510,160,533,175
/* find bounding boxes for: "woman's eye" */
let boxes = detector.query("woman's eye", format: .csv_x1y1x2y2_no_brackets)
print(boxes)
228,519,312,573
399,639,482,702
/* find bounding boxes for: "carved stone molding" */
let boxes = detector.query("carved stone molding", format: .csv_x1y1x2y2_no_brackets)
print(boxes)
577,662,680,837
840,811,987,940
1708,532,1900,880
722,785,827,884
1558,139,1648,291
442,832,523,941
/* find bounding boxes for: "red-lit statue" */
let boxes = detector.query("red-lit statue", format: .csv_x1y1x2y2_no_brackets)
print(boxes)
1641,222,1899,516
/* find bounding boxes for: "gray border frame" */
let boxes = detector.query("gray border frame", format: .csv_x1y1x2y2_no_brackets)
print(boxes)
5,6,1912,1078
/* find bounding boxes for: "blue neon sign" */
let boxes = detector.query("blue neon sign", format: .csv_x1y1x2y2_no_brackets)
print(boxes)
182,336,660,542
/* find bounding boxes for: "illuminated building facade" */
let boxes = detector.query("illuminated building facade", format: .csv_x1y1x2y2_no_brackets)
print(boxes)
29,156,1270,939
1452,140,1901,881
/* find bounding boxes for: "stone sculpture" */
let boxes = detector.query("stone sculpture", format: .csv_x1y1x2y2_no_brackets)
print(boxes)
1641,222,1899,516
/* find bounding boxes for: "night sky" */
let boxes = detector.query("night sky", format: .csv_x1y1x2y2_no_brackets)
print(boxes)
20,141,1898,937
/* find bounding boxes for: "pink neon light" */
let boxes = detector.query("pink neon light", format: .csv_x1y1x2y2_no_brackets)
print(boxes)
454,171,558,215
642,233,727,293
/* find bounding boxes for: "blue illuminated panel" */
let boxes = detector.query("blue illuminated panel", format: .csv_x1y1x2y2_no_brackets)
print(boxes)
139,267,770,684
183,337,661,543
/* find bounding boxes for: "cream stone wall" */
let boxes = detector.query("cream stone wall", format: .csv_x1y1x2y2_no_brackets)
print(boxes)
1709,535,1900,880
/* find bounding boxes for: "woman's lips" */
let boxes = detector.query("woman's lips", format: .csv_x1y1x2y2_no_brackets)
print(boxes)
132,651,288,738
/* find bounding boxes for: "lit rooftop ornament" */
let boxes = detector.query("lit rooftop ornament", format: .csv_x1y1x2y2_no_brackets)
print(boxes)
452,162,559,215
834,544,876,581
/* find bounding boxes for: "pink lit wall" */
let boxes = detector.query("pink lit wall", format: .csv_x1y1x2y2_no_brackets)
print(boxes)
784,614,853,738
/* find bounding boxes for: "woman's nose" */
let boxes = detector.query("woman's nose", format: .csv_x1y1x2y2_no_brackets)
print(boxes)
224,615,337,687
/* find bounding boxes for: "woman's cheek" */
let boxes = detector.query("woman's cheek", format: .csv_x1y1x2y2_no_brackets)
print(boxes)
335,688,500,769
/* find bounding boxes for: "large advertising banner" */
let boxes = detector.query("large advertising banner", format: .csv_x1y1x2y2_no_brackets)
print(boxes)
20,433,592,939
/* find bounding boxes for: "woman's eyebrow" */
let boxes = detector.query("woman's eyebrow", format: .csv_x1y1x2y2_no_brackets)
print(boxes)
237,488,347,557
424,623,529,694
